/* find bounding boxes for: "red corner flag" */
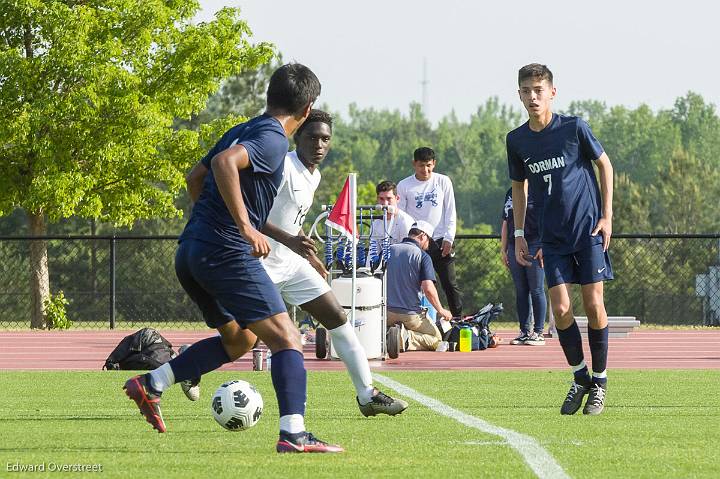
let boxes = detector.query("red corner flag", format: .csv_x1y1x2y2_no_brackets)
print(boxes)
326,176,357,242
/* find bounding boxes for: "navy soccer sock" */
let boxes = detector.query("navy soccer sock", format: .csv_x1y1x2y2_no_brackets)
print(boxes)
270,349,307,417
588,325,609,386
556,321,590,385
168,336,231,383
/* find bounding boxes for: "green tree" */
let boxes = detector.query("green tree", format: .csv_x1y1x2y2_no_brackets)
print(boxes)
178,54,284,132
672,92,720,169
0,1,273,327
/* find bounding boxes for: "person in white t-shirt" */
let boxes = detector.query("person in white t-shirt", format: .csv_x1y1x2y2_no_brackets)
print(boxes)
181,110,407,418
396,147,462,317
366,180,415,270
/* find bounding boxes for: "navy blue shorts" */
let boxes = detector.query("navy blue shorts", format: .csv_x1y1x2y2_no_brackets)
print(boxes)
175,239,286,328
543,242,613,289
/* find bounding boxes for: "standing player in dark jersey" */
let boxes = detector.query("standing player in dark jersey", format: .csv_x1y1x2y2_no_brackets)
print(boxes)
501,187,547,345
507,63,614,416
123,63,343,452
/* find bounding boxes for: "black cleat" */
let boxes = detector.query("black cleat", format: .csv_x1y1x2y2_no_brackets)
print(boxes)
357,389,409,417
560,381,590,415
583,383,607,415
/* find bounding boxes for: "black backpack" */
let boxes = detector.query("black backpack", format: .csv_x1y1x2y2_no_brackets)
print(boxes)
445,303,503,351
103,328,176,370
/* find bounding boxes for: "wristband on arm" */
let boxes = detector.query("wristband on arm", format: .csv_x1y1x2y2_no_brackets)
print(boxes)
513,229,525,238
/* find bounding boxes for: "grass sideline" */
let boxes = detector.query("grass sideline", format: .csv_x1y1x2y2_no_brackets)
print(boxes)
1,370,718,478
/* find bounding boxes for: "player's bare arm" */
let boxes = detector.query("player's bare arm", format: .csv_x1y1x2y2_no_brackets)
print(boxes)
186,161,209,203
592,153,614,252
500,219,510,269
211,144,270,258
511,180,533,266
261,221,316,258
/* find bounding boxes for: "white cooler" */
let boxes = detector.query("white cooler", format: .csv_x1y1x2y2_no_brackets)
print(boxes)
330,274,383,359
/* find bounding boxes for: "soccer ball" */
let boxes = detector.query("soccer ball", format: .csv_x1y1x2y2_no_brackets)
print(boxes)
211,380,263,431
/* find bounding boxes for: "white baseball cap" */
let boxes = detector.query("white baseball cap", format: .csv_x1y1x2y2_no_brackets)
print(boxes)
411,220,434,238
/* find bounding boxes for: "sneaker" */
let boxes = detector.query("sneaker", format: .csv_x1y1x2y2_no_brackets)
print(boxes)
123,374,166,433
510,333,530,345
583,383,607,415
357,389,409,417
178,344,201,401
276,431,344,453
524,332,545,346
560,381,591,415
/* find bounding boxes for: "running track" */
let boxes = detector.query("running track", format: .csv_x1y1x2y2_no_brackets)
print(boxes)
0,330,718,371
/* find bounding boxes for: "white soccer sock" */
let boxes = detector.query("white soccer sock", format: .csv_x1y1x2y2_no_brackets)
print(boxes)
592,370,608,379
279,414,305,434
148,363,175,393
329,321,375,404
571,360,588,374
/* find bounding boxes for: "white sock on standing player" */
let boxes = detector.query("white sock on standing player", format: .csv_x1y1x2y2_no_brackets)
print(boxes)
279,414,305,434
329,321,375,404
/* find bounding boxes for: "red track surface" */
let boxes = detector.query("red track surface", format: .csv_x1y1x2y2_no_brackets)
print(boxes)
0,329,718,371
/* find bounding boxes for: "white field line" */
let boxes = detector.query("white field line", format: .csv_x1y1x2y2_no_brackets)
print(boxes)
374,373,571,479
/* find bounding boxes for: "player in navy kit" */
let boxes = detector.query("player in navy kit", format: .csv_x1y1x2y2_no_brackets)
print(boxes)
507,63,614,415
123,63,343,452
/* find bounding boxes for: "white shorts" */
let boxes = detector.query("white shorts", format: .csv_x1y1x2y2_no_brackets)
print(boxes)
275,260,331,306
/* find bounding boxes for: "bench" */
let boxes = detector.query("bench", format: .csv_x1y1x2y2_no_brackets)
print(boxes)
547,316,640,338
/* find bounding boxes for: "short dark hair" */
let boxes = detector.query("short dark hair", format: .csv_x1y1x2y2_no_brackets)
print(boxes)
518,63,553,86
294,109,333,140
413,147,435,162
408,227,425,238
267,63,321,116
375,180,397,195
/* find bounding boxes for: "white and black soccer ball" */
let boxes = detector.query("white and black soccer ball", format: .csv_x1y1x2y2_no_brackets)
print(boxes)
211,380,263,431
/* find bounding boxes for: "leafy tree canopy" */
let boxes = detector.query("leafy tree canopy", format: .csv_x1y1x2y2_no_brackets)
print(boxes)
0,0,274,226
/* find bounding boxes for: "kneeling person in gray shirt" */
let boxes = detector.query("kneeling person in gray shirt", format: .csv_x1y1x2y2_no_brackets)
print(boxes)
386,220,453,351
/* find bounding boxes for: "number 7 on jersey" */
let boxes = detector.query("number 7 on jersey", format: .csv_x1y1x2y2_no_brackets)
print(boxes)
543,174,552,195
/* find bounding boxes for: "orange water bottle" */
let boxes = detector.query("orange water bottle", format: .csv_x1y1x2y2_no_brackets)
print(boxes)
459,326,472,352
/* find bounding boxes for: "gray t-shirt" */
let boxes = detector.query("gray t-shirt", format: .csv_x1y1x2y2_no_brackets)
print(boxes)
386,238,436,314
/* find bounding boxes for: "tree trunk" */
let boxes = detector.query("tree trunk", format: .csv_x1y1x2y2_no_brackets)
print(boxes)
28,211,50,329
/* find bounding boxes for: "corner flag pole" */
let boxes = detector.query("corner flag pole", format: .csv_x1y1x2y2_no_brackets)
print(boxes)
349,173,357,327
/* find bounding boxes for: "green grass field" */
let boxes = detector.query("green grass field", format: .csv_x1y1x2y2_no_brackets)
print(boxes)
1,370,718,478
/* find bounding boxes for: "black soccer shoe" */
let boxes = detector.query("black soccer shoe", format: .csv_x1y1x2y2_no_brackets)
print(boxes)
357,389,409,417
560,381,591,415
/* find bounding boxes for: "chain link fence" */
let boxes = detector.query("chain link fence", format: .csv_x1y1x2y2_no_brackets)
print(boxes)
1,234,719,329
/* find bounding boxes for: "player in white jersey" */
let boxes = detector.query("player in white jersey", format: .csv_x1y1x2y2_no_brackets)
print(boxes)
183,110,408,417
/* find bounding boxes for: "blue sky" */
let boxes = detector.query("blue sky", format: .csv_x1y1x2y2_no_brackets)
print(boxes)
197,0,718,123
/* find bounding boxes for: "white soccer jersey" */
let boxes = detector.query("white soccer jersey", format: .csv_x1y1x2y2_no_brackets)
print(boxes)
262,150,321,283
369,208,415,244
396,172,457,243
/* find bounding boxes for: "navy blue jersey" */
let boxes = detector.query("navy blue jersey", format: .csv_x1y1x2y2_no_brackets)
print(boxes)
507,114,604,255
502,187,542,245
180,114,288,251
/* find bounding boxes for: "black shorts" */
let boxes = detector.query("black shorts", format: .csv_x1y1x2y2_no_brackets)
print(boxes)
175,239,286,328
